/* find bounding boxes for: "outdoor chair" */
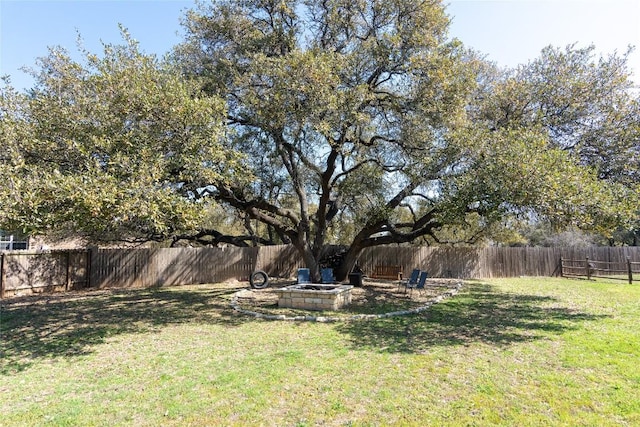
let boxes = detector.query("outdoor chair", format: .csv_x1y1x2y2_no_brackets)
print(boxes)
408,271,428,296
297,268,311,284
321,268,336,284
399,268,421,291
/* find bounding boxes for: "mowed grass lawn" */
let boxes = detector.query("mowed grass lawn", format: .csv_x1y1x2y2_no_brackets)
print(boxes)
1,277,639,426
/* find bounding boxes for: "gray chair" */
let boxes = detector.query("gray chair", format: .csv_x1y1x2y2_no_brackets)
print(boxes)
399,268,421,291
297,268,311,284
321,268,335,284
408,271,428,296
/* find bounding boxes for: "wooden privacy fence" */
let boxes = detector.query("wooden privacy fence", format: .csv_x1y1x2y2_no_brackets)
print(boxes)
2,245,640,297
0,245,310,298
357,246,640,279
359,246,559,278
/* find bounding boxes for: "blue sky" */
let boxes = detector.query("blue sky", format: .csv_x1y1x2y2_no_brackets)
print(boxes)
1,0,639,91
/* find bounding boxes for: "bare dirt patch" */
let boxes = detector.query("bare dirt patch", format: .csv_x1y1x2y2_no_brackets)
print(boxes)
233,278,462,317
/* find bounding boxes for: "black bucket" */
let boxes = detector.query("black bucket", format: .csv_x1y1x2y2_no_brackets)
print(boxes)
348,273,363,286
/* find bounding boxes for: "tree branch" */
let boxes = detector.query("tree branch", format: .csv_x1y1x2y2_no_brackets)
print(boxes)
171,228,278,247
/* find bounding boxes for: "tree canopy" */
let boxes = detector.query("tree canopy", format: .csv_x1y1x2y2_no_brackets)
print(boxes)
475,44,639,186
0,31,248,242
1,1,638,280
173,0,637,278
471,44,640,245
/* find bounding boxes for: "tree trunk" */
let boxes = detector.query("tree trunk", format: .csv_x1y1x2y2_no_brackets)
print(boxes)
335,243,364,282
296,242,322,282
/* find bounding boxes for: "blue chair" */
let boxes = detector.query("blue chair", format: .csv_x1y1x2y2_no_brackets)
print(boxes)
400,268,420,291
408,271,428,296
297,268,311,284
321,268,335,284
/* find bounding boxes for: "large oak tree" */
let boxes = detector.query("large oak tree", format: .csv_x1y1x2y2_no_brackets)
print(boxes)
1,1,636,281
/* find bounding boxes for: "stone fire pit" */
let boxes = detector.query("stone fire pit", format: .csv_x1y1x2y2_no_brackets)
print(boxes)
273,284,353,311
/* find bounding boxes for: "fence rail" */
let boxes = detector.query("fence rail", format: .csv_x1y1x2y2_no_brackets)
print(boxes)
2,245,640,298
561,256,640,283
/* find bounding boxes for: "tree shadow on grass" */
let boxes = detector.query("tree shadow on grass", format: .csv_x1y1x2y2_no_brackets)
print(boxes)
0,284,251,374
334,282,609,354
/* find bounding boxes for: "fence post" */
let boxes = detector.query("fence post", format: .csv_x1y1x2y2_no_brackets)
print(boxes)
65,251,71,291
586,257,591,280
0,252,5,299
628,257,633,285
86,248,92,288
559,257,564,278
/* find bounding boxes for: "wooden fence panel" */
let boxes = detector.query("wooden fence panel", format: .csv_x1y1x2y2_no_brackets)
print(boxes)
192,248,216,285
0,250,88,296
156,248,191,286
193,248,215,284
4,252,66,293
483,247,559,278
91,249,142,288
359,246,484,279
439,247,483,278
256,245,305,278
218,246,257,282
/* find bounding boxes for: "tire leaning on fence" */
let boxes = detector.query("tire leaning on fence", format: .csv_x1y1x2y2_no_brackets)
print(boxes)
249,270,269,289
